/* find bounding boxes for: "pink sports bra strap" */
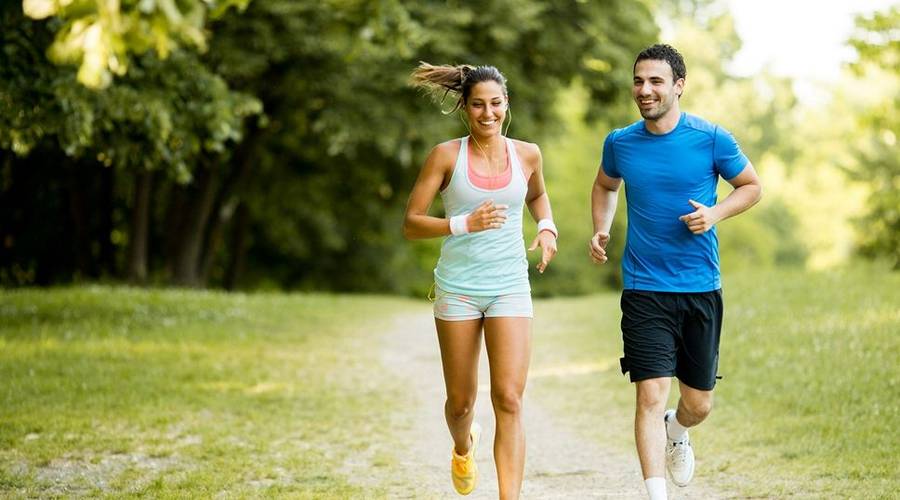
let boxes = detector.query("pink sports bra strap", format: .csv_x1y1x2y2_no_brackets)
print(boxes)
467,140,513,190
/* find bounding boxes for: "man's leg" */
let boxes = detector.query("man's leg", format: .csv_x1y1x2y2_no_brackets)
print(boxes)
675,381,713,430
620,290,680,499
635,376,671,499
673,290,720,429
663,381,711,487
666,290,723,486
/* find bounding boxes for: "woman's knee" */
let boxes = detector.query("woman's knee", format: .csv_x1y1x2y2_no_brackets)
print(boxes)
490,388,523,415
445,395,475,420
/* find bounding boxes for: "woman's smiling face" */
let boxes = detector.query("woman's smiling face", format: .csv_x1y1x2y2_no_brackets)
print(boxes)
464,81,507,136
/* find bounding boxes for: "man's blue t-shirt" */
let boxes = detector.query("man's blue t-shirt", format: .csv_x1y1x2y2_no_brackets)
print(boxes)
602,112,749,292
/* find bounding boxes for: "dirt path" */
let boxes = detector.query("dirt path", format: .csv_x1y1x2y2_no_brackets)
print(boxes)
376,312,737,499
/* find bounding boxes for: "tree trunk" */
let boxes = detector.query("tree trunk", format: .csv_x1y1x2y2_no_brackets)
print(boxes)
199,203,225,283
127,170,152,283
197,121,261,288
170,164,219,287
223,202,249,291
97,164,115,277
199,198,232,284
163,180,186,277
67,161,95,279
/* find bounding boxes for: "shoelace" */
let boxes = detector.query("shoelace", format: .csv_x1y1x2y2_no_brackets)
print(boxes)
452,455,472,474
668,440,690,466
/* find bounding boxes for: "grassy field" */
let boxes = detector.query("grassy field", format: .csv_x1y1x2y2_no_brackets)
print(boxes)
0,287,420,498
2,265,898,498
529,264,900,498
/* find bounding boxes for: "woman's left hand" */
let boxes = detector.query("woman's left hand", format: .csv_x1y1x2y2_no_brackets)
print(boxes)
528,230,558,274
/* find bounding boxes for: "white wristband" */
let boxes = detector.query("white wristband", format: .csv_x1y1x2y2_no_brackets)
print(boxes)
537,218,558,238
449,214,470,235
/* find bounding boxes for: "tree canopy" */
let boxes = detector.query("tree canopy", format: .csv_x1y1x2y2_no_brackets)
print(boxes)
1,0,658,291
3,1,896,290
846,6,899,268
21,0,250,88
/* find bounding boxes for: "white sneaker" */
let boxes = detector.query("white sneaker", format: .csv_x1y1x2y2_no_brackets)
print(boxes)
665,411,695,486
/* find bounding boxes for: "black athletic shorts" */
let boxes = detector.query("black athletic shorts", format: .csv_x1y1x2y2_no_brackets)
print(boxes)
619,289,723,390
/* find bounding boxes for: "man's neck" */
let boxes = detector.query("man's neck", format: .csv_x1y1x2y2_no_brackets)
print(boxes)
644,107,681,135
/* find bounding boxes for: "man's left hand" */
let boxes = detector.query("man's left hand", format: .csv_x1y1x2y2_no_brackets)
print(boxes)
679,199,721,234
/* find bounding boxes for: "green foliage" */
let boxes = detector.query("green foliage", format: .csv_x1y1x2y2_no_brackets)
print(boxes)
202,0,658,293
849,6,899,70
663,6,809,269
846,7,900,268
1,3,262,287
21,0,250,88
13,0,873,293
61,52,260,182
718,196,808,270
530,82,633,296
0,5,260,182
3,0,660,292
536,1,810,292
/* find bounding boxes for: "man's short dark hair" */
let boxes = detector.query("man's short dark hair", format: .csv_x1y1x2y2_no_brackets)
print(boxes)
634,44,686,81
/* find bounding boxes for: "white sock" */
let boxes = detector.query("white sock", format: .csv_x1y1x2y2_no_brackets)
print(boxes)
644,477,667,500
666,410,689,442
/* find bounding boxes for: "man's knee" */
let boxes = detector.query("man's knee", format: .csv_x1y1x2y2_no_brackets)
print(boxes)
681,393,713,420
636,378,670,411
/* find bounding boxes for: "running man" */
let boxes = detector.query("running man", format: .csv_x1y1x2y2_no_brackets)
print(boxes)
589,44,762,500
404,63,558,499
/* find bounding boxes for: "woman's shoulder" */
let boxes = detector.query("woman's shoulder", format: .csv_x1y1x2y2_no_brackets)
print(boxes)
435,137,464,154
509,138,542,166
429,138,464,162
422,138,463,170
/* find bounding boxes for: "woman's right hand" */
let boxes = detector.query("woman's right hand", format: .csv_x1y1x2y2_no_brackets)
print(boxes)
467,200,508,232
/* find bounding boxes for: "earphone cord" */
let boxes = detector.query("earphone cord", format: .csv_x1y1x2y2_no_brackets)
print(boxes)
459,111,509,177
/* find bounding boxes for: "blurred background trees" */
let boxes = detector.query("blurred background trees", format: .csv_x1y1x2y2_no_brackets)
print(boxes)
0,1,260,287
845,6,899,269
1,0,896,292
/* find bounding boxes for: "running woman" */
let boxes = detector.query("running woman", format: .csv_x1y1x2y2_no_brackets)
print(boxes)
403,63,558,499
589,44,762,500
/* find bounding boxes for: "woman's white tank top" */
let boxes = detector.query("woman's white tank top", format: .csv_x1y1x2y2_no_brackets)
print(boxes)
434,136,530,295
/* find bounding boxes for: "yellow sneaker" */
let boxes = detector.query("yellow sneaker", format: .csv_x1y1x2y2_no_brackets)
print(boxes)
451,422,482,495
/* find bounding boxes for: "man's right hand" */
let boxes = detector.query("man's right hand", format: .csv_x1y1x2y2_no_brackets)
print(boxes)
589,231,610,264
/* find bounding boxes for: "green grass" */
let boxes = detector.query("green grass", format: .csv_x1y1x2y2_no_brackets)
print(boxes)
529,264,900,498
3,265,898,498
0,286,419,498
